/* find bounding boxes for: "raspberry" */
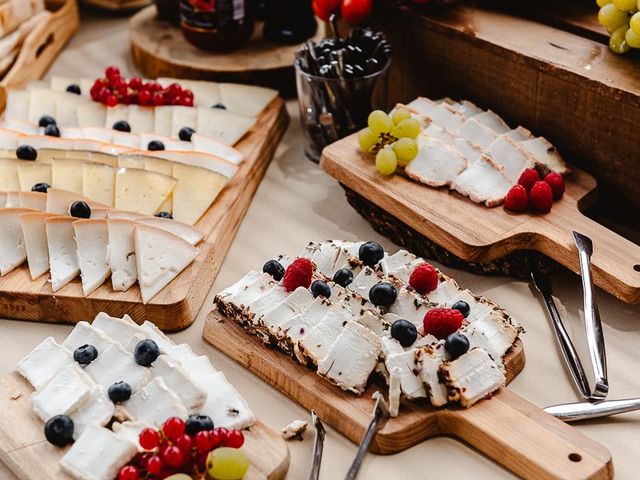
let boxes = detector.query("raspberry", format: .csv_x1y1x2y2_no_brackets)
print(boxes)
504,184,528,212
282,258,313,292
423,308,464,339
517,168,540,192
530,180,553,213
544,172,565,200
409,262,439,295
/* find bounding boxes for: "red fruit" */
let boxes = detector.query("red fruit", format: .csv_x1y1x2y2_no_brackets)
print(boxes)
138,89,152,106
224,430,244,448
179,96,194,107
341,0,373,24
175,434,193,452
162,445,184,468
163,417,186,440
128,77,143,90
194,430,212,453
517,168,540,192
312,0,333,21
282,258,313,292
182,89,194,100
139,427,160,450
152,92,166,106
544,172,565,200
423,308,464,340
504,184,529,212
195,451,208,471
529,180,553,213
168,83,182,95
105,95,118,107
118,465,139,480
146,455,163,475
105,66,121,80
409,262,439,295
209,428,223,449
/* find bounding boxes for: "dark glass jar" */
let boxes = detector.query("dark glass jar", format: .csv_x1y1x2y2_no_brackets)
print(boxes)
156,0,180,25
263,0,317,45
180,0,255,51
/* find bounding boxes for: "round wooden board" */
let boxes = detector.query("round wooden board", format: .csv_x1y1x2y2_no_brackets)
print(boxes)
130,6,324,96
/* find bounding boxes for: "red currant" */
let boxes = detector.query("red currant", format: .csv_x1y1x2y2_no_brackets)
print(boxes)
215,427,229,442
146,455,163,475
175,434,193,452
224,430,245,449
315,0,341,14
312,0,333,21
182,89,194,100
152,92,166,106
139,427,160,450
105,66,121,80
341,0,373,24
194,430,212,453
179,96,194,107
117,465,139,480
168,83,182,95
105,94,118,107
162,445,184,468
208,429,223,449
128,77,143,90
162,417,186,440
138,89,152,105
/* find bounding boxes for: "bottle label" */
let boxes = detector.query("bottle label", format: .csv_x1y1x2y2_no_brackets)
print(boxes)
180,0,245,30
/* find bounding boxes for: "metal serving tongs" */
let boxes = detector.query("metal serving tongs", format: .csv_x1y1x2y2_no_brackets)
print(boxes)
307,410,325,480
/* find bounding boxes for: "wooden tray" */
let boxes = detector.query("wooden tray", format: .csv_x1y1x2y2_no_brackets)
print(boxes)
83,0,151,11
0,99,289,331
0,0,79,112
203,311,613,479
0,372,290,480
320,134,640,305
130,6,323,97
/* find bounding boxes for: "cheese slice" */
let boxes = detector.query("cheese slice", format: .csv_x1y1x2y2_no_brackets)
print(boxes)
107,210,144,221
4,191,19,207
196,107,254,145
115,168,177,215
172,163,227,225
117,154,146,169
82,127,114,144
112,131,142,149
0,159,20,191
138,150,238,178
83,162,116,206
62,321,116,355
74,219,111,295
16,336,74,390
50,76,78,92
104,105,130,130
84,341,150,392
122,377,188,427
127,105,155,133
51,158,85,194
107,218,137,292
45,216,80,291
69,385,115,440
0,128,20,149
191,133,245,165
140,156,173,212
170,105,197,139
18,191,46,210
134,224,198,303
219,82,277,118
27,89,58,125
92,312,145,348
17,163,51,191
4,89,30,122
0,207,35,275
158,78,221,108
153,106,173,137
136,217,203,245
31,364,95,422
151,355,207,412
46,188,106,215
0,192,6,207
21,211,59,279
77,102,106,128
54,93,85,127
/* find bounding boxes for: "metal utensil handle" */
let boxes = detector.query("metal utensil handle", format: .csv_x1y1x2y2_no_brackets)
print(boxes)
544,397,640,422
308,411,325,480
344,414,381,480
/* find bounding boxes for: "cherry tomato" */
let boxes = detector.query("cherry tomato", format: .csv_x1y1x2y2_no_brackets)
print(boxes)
315,0,341,13
312,0,333,21
341,0,373,24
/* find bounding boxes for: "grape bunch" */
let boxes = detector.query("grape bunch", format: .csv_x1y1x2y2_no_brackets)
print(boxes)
358,108,421,175
596,0,640,53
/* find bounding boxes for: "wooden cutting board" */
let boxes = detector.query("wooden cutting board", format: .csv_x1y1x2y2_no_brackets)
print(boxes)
0,372,289,480
203,311,613,480
0,99,289,331
320,134,640,305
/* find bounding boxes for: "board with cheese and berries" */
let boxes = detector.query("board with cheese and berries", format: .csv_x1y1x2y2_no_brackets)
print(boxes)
203,240,613,479
0,67,289,329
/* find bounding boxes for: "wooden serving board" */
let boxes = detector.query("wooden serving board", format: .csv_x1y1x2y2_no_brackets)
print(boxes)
0,0,80,112
203,312,612,479
0,372,290,480
0,99,289,331
130,6,324,97
320,134,640,305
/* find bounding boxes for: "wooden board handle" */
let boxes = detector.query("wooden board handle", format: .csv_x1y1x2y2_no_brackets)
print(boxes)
436,389,613,480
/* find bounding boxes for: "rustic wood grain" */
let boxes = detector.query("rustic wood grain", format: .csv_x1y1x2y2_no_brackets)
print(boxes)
0,99,289,331
0,372,290,480
320,133,640,305
0,0,80,112
203,312,613,479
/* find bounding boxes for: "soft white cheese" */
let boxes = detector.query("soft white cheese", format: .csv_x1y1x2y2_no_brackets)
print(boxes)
62,321,115,355
70,385,115,440
45,216,80,291
20,211,58,280
73,219,111,296
107,218,137,292
0,208,33,275
83,341,150,393
151,355,207,413
31,364,95,422
16,337,74,390
121,377,187,427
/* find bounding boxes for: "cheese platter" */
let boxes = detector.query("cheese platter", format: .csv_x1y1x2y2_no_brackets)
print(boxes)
0,312,290,480
0,69,289,330
203,240,613,479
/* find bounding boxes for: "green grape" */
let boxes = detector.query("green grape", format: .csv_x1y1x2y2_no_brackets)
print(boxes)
625,26,640,46
164,475,191,480
613,0,636,10
375,148,397,176
358,128,379,153
367,110,393,136
391,118,421,139
392,138,419,166
630,11,640,33
598,4,628,30
596,0,612,6
609,25,631,53
391,107,411,125
207,448,250,480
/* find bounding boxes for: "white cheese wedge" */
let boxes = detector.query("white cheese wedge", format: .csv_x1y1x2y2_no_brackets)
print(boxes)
384,350,426,399
127,105,155,133
133,149,239,179
122,377,188,426
45,216,80,291
191,133,244,165
70,385,115,440
151,355,207,412
134,224,199,303
60,426,137,480
46,188,105,215
219,82,277,118
107,218,137,292
138,320,179,355
281,296,331,343
55,94,85,127
406,136,468,188
170,105,197,139
458,117,497,149
388,367,402,417
136,216,203,245
158,78,222,108
451,100,484,118
298,306,353,364
245,285,288,324
73,219,111,295
0,159,20,191
225,272,278,312
107,210,144,220
216,270,261,301
415,344,449,407
83,162,116,206
473,110,511,134
82,127,113,145
464,314,519,361
504,126,534,143
304,241,344,277
17,163,51,191
260,286,315,333
520,136,569,175
387,288,431,329
485,136,535,183
195,107,254,146
4,191,20,207
91,313,145,348
153,106,173,137
115,167,177,215
21,211,59,279
4,89,30,122
452,155,512,207
16,337,74,389
51,158,85,194
84,341,150,392
112,131,142,149
50,76,78,92
62,321,115,355
18,191,46,210
171,162,227,225
104,105,130,130
0,207,34,275
31,364,95,422
27,89,57,125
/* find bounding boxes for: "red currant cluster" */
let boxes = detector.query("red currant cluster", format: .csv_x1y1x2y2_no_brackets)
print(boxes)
312,0,373,24
117,417,245,480
90,66,194,108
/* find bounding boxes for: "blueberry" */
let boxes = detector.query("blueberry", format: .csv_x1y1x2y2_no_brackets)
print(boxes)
108,381,132,403
69,201,91,219
112,120,131,132
358,241,384,267
451,300,470,318
369,282,397,306
73,344,98,365
179,126,195,142
333,268,354,287
445,332,470,360
211,103,226,109
310,280,331,298
147,140,165,151
16,145,37,161
44,415,74,446
185,414,214,436
31,182,50,193
263,260,285,281
390,319,417,347
38,115,56,128
44,124,61,137
66,84,82,95
134,339,160,366
155,211,173,219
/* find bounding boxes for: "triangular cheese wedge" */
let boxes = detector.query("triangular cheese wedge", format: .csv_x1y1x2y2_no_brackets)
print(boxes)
21,211,60,279
171,163,227,225
153,107,173,138
0,128,20,149
18,191,46,210
134,224,198,303
45,216,80,291
0,208,36,275
46,188,107,215
77,103,107,128
195,108,254,146
158,78,221,108
52,158,85,195
17,163,52,191
73,219,110,296
0,159,20,191
4,89,30,122
127,105,155,134
170,106,197,139
136,217,203,245
83,163,116,206
219,83,277,118
104,105,130,130
107,218,137,292
114,168,177,215
4,191,20,207
27,89,58,125
191,133,244,165
135,150,238,179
